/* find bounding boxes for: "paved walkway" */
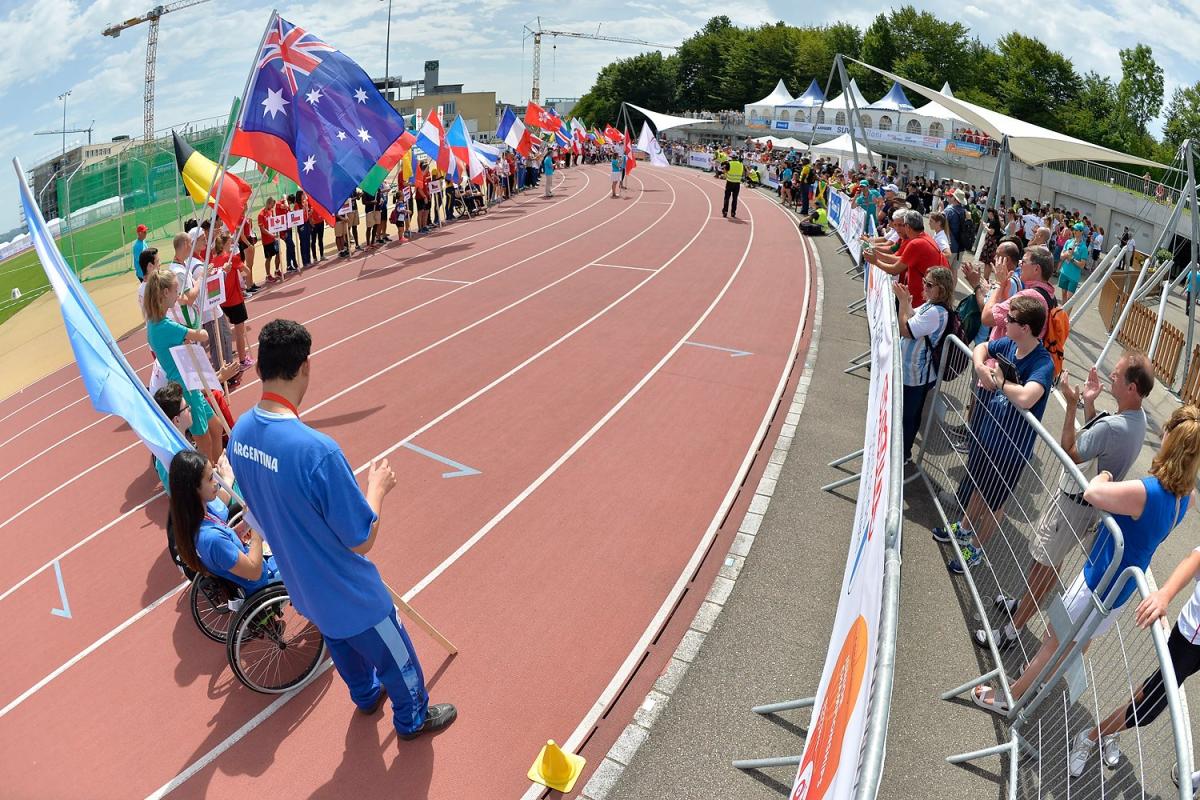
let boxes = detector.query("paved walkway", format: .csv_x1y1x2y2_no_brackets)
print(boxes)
600,199,1200,799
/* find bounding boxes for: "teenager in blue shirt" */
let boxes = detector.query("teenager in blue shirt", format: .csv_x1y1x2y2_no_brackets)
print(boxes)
933,296,1055,572
168,449,277,595
228,319,456,741
542,150,555,198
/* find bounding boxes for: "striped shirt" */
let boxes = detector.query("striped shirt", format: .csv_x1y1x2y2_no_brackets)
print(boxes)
900,302,949,386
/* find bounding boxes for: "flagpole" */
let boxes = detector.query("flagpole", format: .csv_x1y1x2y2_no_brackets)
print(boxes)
190,14,278,393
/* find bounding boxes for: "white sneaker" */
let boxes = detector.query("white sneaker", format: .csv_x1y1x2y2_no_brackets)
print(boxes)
1101,733,1121,768
1068,730,1097,778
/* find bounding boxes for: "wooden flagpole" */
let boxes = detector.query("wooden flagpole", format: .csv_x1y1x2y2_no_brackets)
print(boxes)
383,582,458,654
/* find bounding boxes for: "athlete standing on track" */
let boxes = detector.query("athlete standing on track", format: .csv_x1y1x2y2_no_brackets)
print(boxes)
227,319,458,744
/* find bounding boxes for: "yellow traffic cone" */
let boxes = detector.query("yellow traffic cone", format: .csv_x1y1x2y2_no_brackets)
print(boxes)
527,739,585,793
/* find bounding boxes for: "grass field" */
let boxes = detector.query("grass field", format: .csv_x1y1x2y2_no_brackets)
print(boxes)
0,197,201,326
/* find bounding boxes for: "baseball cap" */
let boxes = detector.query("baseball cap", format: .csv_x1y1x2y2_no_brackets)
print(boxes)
136,224,147,234
884,184,899,193
1073,222,1086,231
859,179,870,187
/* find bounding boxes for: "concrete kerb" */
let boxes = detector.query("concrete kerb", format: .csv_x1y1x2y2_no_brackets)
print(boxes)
576,193,825,800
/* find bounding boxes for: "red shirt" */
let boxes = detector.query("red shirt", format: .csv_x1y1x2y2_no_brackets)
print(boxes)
214,252,244,307
257,209,276,244
897,233,945,307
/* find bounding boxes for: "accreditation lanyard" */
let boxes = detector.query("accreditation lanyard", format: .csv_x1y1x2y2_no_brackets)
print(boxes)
260,392,299,417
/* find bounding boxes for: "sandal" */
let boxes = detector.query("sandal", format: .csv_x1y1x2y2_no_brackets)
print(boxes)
971,685,1010,715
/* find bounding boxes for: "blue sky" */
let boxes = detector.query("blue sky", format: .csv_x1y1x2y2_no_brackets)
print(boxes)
0,0,1195,232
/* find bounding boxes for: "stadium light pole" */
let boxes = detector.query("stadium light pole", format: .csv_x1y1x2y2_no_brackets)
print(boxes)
58,90,72,158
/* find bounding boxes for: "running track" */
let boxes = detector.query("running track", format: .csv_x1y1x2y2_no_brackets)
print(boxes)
0,164,815,799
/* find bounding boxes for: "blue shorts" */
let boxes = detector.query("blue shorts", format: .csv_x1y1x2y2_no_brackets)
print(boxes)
1058,272,1080,293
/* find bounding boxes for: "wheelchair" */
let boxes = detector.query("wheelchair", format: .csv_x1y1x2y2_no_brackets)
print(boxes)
169,515,327,694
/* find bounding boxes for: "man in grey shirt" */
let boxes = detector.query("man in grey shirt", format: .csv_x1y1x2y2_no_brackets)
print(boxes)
975,351,1153,649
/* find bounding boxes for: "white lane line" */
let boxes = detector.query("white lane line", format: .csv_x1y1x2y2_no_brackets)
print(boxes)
0,580,187,720
591,263,655,272
0,170,595,454
415,277,472,285
0,492,164,604
0,374,81,425
142,167,713,799
530,185,813,794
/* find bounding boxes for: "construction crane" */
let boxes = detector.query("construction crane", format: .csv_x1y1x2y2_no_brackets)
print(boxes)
101,0,213,143
523,19,677,103
35,122,96,146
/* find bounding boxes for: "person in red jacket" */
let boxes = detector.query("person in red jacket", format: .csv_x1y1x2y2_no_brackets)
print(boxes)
257,197,281,283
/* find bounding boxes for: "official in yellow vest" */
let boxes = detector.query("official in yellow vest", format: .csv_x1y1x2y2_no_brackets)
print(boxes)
723,154,744,219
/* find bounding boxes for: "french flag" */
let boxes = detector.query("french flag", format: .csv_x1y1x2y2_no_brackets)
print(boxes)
415,108,451,174
496,107,533,157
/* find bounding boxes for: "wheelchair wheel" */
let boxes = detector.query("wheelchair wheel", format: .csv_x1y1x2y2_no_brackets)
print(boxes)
189,575,237,643
226,584,326,694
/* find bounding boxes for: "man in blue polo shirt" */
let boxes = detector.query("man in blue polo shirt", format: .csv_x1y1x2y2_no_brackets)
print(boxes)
228,319,456,743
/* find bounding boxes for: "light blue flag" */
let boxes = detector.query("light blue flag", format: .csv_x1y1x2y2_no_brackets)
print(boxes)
13,159,191,469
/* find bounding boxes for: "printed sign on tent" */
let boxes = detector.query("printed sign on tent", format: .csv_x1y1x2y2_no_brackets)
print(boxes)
169,344,221,394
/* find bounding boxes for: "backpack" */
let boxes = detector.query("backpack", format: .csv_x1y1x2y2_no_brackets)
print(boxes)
958,212,979,253
924,304,968,382
1031,286,1070,380
955,291,982,344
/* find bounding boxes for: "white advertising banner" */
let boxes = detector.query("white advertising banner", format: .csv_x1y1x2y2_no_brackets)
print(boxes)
827,191,866,264
790,264,895,800
687,152,714,170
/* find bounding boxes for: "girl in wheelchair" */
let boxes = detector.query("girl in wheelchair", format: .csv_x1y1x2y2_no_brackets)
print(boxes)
169,449,279,595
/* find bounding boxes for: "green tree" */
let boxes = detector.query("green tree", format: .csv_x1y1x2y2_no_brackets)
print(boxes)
993,33,1080,128
1163,82,1200,153
574,51,678,126
857,14,895,97
673,16,744,111
1116,44,1164,136
719,22,802,110
1058,71,1119,146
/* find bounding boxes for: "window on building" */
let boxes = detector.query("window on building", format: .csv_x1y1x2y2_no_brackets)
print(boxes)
878,115,892,131
779,110,790,121
442,101,456,116
906,119,922,135
857,113,873,129
929,121,945,138
835,112,846,127
816,111,825,124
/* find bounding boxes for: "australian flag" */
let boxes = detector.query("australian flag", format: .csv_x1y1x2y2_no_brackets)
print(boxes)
230,14,407,219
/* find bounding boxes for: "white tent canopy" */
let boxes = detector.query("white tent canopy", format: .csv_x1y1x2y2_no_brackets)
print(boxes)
810,132,876,162
745,79,794,117
848,57,1169,169
625,102,710,133
750,135,808,151
778,79,826,109
823,79,870,111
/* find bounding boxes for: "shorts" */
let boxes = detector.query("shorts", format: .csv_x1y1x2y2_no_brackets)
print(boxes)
1029,492,1100,566
347,212,360,225
1060,571,1119,644
1058,272,1080,293
365,210,380,226
222,302,248,325
335,220,348,237
263,241,279,258
416,197,431,211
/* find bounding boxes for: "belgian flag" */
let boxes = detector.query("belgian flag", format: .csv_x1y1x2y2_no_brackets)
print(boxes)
173,131,252,232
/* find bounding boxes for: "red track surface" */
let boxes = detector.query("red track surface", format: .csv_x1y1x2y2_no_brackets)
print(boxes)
0,164,813,799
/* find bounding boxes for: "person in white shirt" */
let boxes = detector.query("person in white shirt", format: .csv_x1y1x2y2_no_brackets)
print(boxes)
1021,208,1044,242
928,211,952,262
1124,235,1137,268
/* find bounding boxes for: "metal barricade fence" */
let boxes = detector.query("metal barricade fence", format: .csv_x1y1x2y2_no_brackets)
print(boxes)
913,333,1192,799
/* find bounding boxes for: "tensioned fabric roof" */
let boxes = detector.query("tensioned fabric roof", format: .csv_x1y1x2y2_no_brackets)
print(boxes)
914,82,966,123
625,102,711,132
748,79,794,108
847,57,1168,169
870,82,914,112
778,79,826,109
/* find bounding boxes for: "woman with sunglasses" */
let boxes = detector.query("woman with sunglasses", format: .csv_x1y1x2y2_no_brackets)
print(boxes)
896,267,955,464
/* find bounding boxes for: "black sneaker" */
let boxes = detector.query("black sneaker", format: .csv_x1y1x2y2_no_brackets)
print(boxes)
399,703,457,741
